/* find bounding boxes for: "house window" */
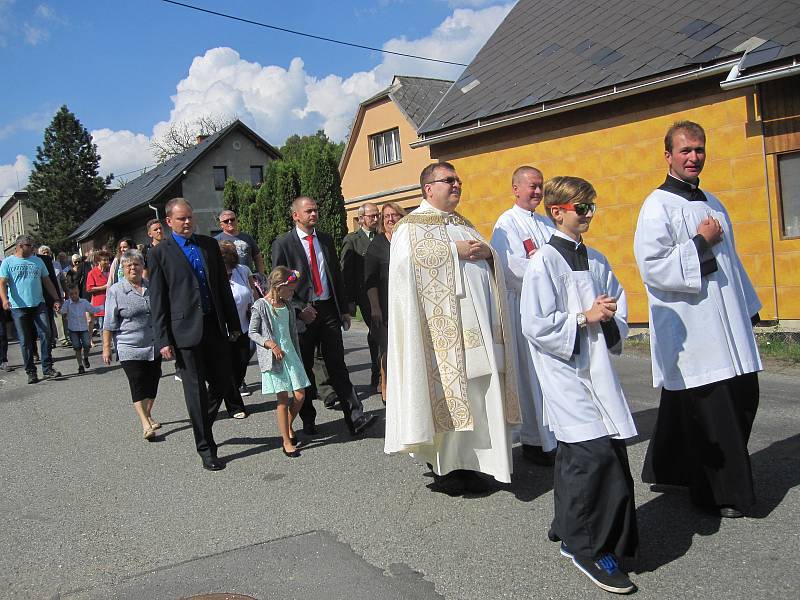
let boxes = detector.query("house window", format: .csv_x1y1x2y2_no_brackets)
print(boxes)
213,166,227,191
369,128,401,168
778,152,800,238
250,165,264,187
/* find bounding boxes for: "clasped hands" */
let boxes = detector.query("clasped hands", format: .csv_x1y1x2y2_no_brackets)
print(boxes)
583,294,618,324
455,240,492,262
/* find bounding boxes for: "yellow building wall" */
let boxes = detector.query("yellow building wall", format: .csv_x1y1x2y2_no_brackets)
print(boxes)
433,81,786,322
340,97,432,230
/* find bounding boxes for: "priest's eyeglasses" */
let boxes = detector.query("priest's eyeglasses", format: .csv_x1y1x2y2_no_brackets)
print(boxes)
551,202,597,216
428,176,462,186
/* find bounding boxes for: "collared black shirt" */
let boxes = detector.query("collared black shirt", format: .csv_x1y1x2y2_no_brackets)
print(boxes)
547,234,620,354
658,173,718,276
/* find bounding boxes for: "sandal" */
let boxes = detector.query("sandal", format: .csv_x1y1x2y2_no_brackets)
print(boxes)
149,421,162,430
143,427,156,441
232,411,247,419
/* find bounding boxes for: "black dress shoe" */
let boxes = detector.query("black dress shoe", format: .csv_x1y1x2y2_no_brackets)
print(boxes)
522,444,556,466
282,447,301,458
719,505,743,518
201,457,226,471
323,394,341,410
352,414,377,436
302,422,317,435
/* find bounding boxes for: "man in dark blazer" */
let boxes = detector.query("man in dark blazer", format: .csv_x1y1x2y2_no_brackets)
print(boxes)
149,197,244,471
271,196,377,437
340,202,381,390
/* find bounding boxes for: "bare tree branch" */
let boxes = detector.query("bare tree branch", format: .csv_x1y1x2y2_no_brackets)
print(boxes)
150,114,236,163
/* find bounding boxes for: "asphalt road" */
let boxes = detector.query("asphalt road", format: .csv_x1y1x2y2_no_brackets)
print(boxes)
0,323,797,600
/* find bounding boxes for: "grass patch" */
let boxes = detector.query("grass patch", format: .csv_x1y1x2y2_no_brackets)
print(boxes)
622,333,800,364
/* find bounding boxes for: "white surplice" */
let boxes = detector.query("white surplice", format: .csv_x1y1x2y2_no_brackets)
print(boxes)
634,187,762,390
384,200,518,483
491,204,557,450
520,232,637,443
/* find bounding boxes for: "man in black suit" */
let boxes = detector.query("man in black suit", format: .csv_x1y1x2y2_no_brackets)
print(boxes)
149,197,244,471
271,196,377,437
340,202,381,390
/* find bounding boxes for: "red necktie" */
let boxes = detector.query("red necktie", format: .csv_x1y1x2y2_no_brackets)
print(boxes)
305,235,323,297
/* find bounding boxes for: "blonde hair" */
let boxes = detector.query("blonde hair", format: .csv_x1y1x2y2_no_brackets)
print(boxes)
543,176,596,222
378,201,407,234
267,266,298,301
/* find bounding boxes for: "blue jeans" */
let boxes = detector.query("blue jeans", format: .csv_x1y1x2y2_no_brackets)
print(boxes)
10,303,53,374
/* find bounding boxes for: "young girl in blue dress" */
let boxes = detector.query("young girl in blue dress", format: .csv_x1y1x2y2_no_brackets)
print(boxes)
249,267,310,458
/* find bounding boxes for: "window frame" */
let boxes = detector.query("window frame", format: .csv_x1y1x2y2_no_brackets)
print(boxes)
368,127,402,170
250,165,264,187
213,166,228,191
775,151,800,240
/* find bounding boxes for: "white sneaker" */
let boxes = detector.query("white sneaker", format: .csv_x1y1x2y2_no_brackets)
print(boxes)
174,374,182,382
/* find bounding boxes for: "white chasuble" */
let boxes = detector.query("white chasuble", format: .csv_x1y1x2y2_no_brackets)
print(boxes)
384,200,521,483
634,187,762,390
491,205,557,450
520,241,637,443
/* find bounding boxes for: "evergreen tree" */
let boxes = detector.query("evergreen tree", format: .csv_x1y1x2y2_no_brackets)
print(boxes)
256,160,300,269
26,105,110,251
222,178,256,219
299,140,347,252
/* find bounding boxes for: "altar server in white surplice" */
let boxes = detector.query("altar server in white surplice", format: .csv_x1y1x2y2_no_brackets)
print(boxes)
634,121,762,519
490,165,557,465
521,176,638,595
385,161,522,496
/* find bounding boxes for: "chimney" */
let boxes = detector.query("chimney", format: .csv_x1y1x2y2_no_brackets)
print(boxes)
196,134,209,145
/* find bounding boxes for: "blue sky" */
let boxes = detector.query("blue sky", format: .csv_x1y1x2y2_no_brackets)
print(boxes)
0,0,514,198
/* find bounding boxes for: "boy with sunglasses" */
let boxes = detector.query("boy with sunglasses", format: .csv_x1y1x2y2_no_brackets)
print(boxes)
520,176,639,594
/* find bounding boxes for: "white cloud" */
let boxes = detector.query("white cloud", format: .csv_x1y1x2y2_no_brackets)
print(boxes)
35,4,54,19
0,109,53,140
1,2,512,185
0,154,32,201
90,128,154,180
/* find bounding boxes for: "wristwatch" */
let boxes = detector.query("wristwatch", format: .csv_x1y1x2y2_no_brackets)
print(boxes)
576,312,588,328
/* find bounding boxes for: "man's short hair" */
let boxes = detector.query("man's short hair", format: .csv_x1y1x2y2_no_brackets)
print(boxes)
664,120,706,152
419,161,457,193
71,253,81,262
146,218,161,232
512,165,543,185
165,197,192,216
219,209,236,221
38,245,51,255
291,196,315,214
543,176,597,222
15,234,34,247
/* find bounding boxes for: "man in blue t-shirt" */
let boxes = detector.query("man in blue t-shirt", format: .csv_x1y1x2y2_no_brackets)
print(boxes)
0,235,63,383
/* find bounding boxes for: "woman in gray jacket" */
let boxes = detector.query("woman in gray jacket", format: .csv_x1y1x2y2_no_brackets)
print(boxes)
249,267,309,457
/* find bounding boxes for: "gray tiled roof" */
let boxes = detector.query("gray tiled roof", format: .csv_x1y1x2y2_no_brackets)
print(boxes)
71,120,280,240
389,76,454,130
419,0,800,135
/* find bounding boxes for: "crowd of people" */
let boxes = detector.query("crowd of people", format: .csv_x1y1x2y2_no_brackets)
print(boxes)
0,121,764,595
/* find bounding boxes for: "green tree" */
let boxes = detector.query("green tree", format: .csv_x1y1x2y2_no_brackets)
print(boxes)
222,178,256,218
281,130,345,164
256,160,300,269
299,139,347,251
26,105,110,251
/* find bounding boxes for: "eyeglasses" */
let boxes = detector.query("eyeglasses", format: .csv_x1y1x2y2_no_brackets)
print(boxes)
363,213,379,219
427,176,462,187
383,213,402,221
220,218,236,224
551,202,597,216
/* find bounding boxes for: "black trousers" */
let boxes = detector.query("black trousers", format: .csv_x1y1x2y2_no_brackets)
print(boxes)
642,372,759,509
552,437,639,560
356,295,380,384
175,314,235,459
298,299,362,431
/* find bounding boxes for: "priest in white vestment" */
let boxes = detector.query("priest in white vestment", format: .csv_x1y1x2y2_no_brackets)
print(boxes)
634,121,762,518
490,165,557,464
384,161,521,495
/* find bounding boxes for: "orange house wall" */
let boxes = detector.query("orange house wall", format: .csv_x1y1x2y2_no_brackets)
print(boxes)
340,97,433,230
430,79,790,322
